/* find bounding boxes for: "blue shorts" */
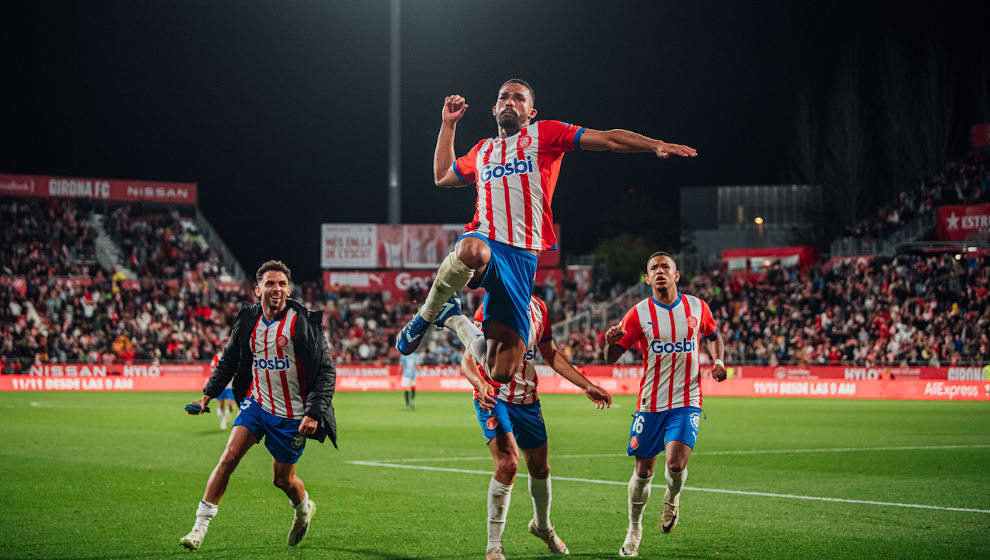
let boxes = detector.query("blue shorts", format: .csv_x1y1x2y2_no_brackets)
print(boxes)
233,398,306,464
217,388,235,401
459,232,538,344
474,399,547,450
626,406,702,458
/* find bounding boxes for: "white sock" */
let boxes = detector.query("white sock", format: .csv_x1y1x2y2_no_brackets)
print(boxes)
193,500,218,532
627,473,652,533
528,476,552,530
446,314,487,364
664,466,686,503
487,478,513,549
292,491,311,514
419,253,473,321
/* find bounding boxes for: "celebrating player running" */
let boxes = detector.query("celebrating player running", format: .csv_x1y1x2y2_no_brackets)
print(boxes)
603,251,726,557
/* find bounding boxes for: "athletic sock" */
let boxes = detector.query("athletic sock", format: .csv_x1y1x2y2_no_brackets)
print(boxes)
446,314,487,364
528,476,552,530
627,472,653,533
664,466,686,503
291,491,311,515
487,478,513,550
193,500,218,532
404,391,410,406
419,253,473,321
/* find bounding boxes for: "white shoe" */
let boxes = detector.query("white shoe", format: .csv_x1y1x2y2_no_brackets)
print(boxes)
618,530,641,557
179,528,205,551
660,488,680,533
485,545,506,560
287,498,315,546
528,520,569,554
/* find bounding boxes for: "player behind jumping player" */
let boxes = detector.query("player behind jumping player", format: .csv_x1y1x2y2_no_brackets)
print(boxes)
461,295,611,560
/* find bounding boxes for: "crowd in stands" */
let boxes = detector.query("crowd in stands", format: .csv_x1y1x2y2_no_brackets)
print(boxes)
691,253,989,367
843,152,990,241
3,193,989,372
106,205,225,281
0,198,98,278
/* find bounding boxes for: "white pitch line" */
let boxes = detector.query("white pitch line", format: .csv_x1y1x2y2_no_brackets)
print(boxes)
346,460,990,515
372,443,990,463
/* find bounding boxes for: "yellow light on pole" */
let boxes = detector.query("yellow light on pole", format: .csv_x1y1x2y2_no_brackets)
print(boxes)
754,217,764,225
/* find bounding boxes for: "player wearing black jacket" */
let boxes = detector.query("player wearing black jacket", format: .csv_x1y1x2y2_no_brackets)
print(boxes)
180,260,336,551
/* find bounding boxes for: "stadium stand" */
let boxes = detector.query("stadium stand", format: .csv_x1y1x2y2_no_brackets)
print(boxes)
3,148,988,372
833,152,989,255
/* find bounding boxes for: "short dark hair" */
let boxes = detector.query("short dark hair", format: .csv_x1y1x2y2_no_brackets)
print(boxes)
502,78,535,105
255,260,292,283
647,251,676,267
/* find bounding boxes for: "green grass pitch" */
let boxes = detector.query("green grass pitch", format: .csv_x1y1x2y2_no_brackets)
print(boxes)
0,391,988,559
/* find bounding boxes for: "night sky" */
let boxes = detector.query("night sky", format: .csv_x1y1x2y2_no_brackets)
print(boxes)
2,1,987,281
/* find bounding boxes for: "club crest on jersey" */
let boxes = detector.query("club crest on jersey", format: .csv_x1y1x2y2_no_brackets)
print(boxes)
486,416,499,430
518,135,532,149
650,336,695,355
687,316,698,329
480,156,534,182
276,334,289,348
629,435,639,450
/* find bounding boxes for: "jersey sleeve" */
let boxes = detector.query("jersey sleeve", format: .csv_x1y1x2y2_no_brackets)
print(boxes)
700,300,719,339
538,120,586,154
616,306,644,352
453,139,485,185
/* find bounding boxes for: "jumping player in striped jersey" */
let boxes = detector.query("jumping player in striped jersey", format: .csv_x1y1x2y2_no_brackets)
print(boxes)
180,261,337,551
460,296,611,560
603,252,726,557
397,78,698,389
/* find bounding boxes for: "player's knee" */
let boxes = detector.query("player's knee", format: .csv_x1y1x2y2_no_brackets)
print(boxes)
666,458,688,472
529,464,550,479
495,456,518,479
272,474,292,490
217,454,240,474
455,239,489,270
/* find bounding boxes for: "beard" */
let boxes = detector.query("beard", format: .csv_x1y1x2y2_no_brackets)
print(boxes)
497,110,525,132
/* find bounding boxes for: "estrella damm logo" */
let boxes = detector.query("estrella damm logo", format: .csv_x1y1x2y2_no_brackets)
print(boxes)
650,337,695,355
253,356,290,371
480,156,534,182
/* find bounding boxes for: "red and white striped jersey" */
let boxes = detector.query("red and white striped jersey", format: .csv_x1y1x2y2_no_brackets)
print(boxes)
453,120,585,251
617,293,718,412
471,296,553,405
246,307,308,419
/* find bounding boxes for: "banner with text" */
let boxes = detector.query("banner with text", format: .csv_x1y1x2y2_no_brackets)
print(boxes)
936,204,990,241
321,223,561,269
0,173,197,204
13,363,987,382
3,374,987,401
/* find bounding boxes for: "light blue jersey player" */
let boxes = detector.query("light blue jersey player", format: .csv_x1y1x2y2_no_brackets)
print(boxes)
399,351,422,410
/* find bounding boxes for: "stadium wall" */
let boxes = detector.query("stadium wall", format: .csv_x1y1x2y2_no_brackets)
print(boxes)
3,365,988,401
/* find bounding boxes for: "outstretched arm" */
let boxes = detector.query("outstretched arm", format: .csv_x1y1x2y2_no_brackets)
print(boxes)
538,340,611,409
435,95,470,187
706,333,727,382
580,128,697,159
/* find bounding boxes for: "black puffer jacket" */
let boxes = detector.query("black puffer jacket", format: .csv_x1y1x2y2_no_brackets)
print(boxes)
203,298,337,447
